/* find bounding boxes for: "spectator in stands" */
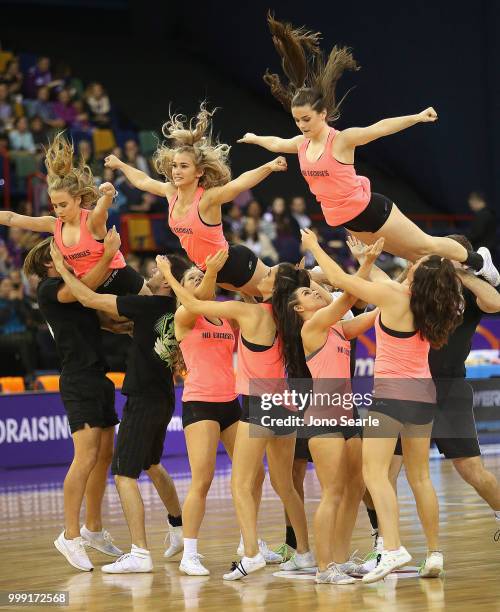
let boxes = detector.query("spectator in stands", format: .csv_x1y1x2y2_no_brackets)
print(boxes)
78,139,101,176
223,202,244,241
0,83,14,130
247,199,275,239
52,88,77,128
30,115,47,152
291,195,312,230
126,191,160,213
0,58,23,96
238,216,278,266
123,139,150,175
0,131,8,155
0,275,36,383
24,56,61,99
116,175,143,209
9,116,36,153
28,86,64,129
85,82,111,127
467,191,497,252
266,197,301,262
0,239,13,277
71,99,92,133
7,227,37,268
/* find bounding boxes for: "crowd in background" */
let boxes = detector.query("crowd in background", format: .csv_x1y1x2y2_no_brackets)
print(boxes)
0,50,496,385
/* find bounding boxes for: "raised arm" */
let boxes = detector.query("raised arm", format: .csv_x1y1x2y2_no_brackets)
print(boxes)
204,157,287,207
457,269,500,314
156,255,250,323
104,155,174,198
51,227,122,305
89,182,116,232
237,133,304,154
337,107,437,149
341,309,379,340
0,210,56,234
301,229,396,307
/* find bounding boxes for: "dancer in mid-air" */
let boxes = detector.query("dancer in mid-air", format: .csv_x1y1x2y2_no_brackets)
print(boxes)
238,14,499,287
105,104,287,296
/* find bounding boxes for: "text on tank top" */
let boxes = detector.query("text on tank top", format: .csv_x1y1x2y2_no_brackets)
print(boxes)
180,315,237,403
54,208,126,278
236,302,285,396
168,186,228,270
298,127,371,226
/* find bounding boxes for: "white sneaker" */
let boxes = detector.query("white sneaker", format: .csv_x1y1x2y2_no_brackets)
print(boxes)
102,551,153,574
476,247,500,287
236,539,282,564
419,552,444,578
337,550,364,576
223,553,266,581
348,535,384,576
54,531,93,572
164,525,183,558
279,550,316,571
315,562,357,584
179,553,210,576
362,546,412,583
80,526,122,557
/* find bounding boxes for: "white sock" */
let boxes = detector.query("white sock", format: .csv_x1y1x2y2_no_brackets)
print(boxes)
295,550,310,560
131,544,150,556
183,538,198,556
243,553,261,563
239,533,244,548
494,510,500,520
82,525,101,535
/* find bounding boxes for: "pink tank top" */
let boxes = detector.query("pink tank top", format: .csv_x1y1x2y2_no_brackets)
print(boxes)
54,209,125,278
306,323,351,380
374,313,436,403
168,187,229,270
235,303,286,396
180,316,237,403
298,127,371,226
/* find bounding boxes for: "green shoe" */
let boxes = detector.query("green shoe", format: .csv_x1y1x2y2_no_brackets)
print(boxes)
274,543,295,562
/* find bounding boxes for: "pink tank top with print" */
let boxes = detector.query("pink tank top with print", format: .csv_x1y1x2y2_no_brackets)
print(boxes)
54,209,125,278
235,303,286,396
180,316,237,403
298,127,371,226
306,323,351,380
168,187,229,270
374,313,436,403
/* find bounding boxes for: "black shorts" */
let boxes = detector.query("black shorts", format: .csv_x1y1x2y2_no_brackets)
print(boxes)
344,193,393,233
60,372,118,434
302,404,362,440
370,398,436,426
97,265,145,296
394,436,480,459
182,398,241,431
216,244,258,288
294,437,313,461
111,395,175,478
240,395,297,436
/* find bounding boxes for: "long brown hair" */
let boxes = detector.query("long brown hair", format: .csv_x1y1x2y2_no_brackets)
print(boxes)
153,103,231,189
45,132,99,208
410,256,464,349
264,12,360,122
23,237,52,279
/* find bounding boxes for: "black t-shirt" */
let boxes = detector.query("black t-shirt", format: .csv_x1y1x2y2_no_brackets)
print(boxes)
428,288,484,379
116,295,176,398
37,277,107,375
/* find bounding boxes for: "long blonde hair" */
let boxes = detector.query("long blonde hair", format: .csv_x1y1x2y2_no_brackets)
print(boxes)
45,132,99,208
264,12,360,123
153,103,231,189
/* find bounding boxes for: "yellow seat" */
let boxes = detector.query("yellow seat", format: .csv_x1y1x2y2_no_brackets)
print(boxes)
92,129,116,157
0,376,25,393
35,375,60,391
0,51,13,73
106,372,125,389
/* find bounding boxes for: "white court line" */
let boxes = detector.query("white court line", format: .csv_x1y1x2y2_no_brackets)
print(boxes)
208,495,489,507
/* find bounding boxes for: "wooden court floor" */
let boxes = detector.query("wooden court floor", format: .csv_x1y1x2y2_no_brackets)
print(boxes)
1,454,500,611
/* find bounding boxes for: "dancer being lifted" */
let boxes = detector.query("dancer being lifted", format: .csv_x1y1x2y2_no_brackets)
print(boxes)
105,104,287,296
238,13,499,287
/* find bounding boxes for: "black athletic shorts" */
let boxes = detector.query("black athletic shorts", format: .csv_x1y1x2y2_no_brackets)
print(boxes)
370,397,436,426
216,244,258,288
240,394,297,436
111,395,175,478
97,264,145,296
60,371,118,434
344,193,393,233
294,436,313,461
182,398,241,431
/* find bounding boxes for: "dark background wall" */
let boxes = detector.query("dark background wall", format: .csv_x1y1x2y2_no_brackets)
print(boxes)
2,0,499,214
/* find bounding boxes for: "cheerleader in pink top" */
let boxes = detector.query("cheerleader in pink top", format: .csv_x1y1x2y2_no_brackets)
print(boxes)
237,14,499,288
156,253,313,582
272,241,381,583
300,227,464,583
0,133,147,296
105,103,287,297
